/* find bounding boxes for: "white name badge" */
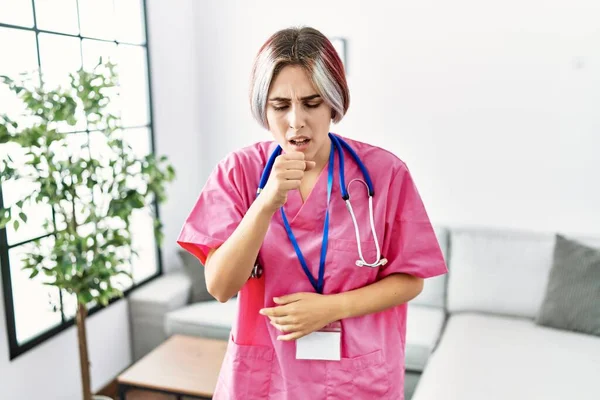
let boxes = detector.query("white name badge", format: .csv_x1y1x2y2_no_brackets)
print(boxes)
295,321,341,361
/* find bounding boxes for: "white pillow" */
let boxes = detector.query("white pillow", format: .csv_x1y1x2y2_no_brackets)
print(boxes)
447,228,555,319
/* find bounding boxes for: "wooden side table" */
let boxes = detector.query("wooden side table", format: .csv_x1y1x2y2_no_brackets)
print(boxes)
117,335,227,399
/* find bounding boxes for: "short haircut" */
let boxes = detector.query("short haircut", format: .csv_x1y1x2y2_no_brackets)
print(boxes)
249,26,350,129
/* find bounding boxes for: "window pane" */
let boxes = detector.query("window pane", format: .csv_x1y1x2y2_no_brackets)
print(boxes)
51,132,91,232
110,244,133,292
88,128,150,224
122,127,157,283
1,177,54,246
60,292,98,320
97,127,151,196
9,238,63,345
0,28,39,130
78,0,115,41
116,45,150,127
87,129,111,160
0,0,34,27
87,129,120,226
38,33,86,133
88,127,157,284
88,129,139,288
111,269,133,292
2,190,53,248
81,39,120,129
60,289,78,319
0,139,54,246
50,131,89,164
35,0,79,35
123,126,152,157
38,32,81,90
131,207,158,284
123,128,158,284
82,38,117,69
115,0,145,45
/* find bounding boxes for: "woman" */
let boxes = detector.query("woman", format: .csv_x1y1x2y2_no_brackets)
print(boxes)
178,26,447,400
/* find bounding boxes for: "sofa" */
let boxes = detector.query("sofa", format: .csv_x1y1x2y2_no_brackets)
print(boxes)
128,226,600,399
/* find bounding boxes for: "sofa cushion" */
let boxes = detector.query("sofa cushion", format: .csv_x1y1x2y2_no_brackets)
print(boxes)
165,298,237,339
536,234,600,336
447,228,555,318
129,272,192,319
412,313,600,400
411,226,449,308
405,304,446,371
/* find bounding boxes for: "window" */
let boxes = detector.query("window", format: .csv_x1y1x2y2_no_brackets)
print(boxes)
0,0,161,360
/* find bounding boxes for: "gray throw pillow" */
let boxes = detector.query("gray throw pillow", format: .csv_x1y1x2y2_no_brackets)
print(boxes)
178,249,214,303
536,234,600,336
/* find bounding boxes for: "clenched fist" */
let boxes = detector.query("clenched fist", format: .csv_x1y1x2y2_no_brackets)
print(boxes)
259,152,316,213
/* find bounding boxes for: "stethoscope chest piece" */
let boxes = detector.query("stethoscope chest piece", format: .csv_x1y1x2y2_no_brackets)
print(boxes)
250,262,263,278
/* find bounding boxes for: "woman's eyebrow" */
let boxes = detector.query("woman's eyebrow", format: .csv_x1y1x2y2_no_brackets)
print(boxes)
268,94,321,102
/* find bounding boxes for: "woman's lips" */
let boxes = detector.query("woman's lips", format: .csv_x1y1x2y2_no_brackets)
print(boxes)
289,138,311,151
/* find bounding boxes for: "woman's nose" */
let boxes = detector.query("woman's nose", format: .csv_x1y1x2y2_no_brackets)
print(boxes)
287,105,306,130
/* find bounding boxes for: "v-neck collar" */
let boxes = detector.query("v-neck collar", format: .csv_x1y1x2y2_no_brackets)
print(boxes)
283,159,331,227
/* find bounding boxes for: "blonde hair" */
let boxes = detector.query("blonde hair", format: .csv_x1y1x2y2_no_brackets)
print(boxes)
249,27,350,129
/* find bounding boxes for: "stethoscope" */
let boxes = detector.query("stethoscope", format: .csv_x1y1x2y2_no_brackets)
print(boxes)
251,133,387,282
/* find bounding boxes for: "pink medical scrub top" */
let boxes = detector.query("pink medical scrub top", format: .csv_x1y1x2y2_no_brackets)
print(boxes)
177,135,447,399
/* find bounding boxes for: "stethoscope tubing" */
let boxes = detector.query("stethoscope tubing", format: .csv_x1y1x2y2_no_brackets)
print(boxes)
255,133,387,270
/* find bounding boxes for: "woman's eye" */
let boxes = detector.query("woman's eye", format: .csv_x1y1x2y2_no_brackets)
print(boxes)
272,103,321,111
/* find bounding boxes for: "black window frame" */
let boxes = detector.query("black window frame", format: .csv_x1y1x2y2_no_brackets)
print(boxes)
0,0,163,361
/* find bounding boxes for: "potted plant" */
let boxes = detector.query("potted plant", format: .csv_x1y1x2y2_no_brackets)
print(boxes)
0,59,175,400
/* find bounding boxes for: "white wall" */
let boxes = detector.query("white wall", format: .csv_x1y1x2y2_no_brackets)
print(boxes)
0,0,199,398
191,0,600,236
147,0,203,273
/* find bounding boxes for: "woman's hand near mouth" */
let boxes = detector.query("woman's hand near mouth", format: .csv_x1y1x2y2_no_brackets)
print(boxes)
258,151,316,213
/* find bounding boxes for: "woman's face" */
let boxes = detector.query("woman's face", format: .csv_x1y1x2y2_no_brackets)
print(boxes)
266,65,332,166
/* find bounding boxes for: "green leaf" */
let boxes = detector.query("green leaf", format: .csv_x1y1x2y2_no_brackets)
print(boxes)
98,295,109,307
13,219,20,231
78,291,94,305
0,75,13,84
0,130,10,144
0,208,11,228
19,212,27,223
154,228,164,247
29,269,40,279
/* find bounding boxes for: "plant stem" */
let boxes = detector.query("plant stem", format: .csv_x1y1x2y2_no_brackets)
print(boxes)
76,302,92,400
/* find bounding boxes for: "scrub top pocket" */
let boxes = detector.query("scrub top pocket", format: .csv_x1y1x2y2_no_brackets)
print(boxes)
215,335,274,400
327,238,382,290
327,237,378,256
326,349,391,399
